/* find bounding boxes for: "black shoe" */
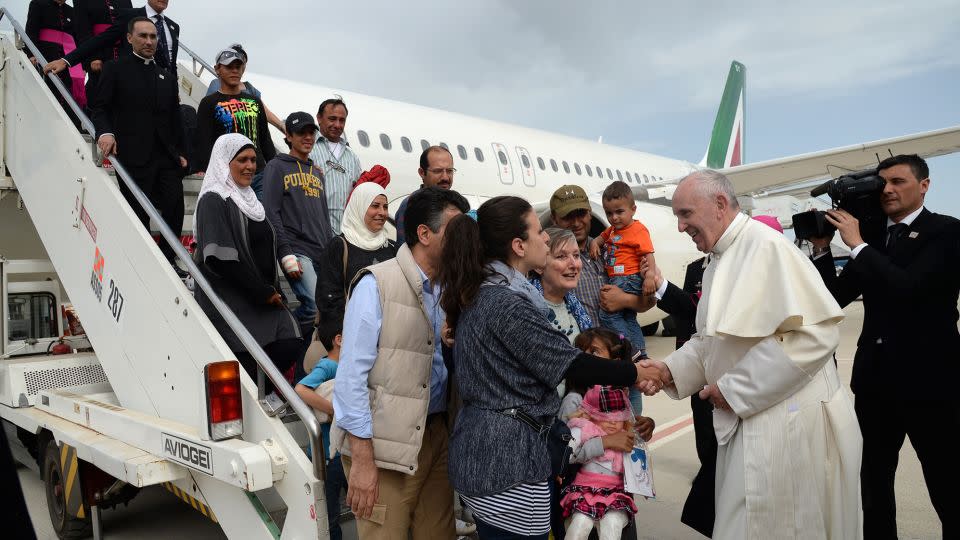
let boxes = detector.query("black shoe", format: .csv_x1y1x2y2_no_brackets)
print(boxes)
171,263,190,279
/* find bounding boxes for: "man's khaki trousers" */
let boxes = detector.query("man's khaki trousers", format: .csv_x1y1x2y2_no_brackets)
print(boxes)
341,414,455,539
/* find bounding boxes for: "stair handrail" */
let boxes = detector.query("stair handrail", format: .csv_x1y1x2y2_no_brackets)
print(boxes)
177,40,216,81
0,8,326,482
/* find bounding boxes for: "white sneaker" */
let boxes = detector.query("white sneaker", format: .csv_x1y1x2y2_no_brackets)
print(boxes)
455,518,477,535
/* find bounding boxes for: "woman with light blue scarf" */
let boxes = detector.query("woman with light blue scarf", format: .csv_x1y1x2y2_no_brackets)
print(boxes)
529,228,592,343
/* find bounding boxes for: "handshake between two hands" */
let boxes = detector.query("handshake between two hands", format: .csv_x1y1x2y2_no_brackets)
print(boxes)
632,359,730,410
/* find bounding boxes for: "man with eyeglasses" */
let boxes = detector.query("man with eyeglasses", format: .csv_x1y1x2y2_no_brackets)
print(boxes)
308,97,363,235
395,146,456,245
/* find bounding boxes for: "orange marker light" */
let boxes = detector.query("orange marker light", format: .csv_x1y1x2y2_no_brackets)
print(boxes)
205,361,242,440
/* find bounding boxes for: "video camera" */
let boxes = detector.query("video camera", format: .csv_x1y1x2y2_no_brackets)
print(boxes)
791,169,886,241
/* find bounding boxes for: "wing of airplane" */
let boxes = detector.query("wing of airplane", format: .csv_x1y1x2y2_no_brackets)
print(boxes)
722,125,960,195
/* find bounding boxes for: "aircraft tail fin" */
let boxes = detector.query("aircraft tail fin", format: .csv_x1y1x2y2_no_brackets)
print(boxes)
700,61,746,169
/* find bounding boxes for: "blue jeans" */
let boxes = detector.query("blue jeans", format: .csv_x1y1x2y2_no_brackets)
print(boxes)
324,454,348,540
598,274,646,355
288,254,319,323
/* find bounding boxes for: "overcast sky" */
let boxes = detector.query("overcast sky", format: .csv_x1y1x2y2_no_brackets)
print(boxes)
7,1,959,214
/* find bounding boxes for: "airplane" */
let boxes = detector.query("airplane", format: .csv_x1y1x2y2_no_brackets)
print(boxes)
237,59,960,326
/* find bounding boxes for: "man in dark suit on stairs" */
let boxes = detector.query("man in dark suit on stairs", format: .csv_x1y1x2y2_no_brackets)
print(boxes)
44,0,180,77
90,16,186,271
810,153,959,539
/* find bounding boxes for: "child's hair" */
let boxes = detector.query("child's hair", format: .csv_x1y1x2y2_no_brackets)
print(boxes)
567,328,634,395
601,180,633,202
315,317,343,351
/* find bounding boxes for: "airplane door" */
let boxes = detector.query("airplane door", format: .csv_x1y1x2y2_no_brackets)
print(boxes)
515,147,536,187
491,143,514,185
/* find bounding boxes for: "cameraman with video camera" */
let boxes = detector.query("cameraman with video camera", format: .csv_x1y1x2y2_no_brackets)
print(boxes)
808,154,959,539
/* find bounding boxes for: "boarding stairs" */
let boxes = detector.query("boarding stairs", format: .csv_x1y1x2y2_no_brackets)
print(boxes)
0,9,328,539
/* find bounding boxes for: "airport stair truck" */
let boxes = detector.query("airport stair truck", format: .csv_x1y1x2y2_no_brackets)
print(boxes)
0,10,332,539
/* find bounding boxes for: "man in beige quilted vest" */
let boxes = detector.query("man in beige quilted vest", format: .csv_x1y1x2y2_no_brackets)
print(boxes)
331,187,470,539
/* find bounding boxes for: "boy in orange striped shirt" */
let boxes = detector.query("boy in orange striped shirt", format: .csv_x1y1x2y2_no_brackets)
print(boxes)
589,181,657,356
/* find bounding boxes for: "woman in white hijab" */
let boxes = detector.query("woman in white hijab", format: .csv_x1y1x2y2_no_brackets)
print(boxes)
194,133,301,389
316,182,398,322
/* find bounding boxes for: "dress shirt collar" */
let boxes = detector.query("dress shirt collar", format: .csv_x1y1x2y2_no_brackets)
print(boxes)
711,212,748,256
131,51,155,65
145,4,163,19
416,264,436,293
318,134,348,146
580,236,595,256
887,205,924,228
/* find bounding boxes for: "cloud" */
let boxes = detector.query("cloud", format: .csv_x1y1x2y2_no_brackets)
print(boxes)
173,0,958,140
6,0,956,150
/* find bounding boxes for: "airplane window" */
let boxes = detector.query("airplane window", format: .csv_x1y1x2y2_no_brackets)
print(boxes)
537,157,546,170
550,159,558,172
380,133,392,150
498,150,508,165
458,145,468,160
585,165,593,177
643,174,649,182
659,176,664,181
616,170,623,181
521,154,531,168
475,148,485,162
574,163,582,175
401,137,413,153
596,167,603,179
606,168,613,179
562,161,570,173
624,171,633,182
357,130,370,147
421,139,430,151
634,172,641,181
439,142,449,150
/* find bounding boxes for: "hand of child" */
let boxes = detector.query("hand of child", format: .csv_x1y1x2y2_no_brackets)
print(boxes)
440,320,455,348
601,430,635,452
635,416,655,441
589,237,603,260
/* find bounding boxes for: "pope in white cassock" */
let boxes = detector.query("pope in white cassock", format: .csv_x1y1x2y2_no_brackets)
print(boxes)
645,170,863,539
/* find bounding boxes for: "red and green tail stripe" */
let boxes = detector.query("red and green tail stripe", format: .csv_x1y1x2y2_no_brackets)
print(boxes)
705,61,746,169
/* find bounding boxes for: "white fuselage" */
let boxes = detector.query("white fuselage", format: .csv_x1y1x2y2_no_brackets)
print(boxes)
252,73,708,322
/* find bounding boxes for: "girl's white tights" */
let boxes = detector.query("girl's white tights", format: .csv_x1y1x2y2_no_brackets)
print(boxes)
565,510,629,540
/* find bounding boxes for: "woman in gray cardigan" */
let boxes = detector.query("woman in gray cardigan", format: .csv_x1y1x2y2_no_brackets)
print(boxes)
438,196,663,539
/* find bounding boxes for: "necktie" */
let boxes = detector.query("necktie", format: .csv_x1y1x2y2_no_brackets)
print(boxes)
154,15,169,68
886,223,908,252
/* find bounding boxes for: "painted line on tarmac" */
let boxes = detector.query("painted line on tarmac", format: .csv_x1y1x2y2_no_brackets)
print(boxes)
648,413,694,450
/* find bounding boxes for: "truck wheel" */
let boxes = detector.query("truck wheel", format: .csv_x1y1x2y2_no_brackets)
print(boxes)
42,440,91,539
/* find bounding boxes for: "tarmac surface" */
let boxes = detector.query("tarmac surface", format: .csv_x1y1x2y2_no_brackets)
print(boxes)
17,301,942,539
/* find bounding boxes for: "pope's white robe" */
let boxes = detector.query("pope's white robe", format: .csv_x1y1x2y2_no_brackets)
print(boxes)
664,213,862,540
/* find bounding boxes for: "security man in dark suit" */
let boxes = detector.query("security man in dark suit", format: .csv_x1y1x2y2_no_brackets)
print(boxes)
44,0,179,78
91,16,186,269
650,257,715,538
810,154,959,539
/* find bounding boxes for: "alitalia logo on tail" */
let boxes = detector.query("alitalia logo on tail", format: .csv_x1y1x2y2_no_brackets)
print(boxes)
704,61,746,169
